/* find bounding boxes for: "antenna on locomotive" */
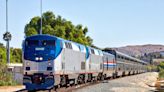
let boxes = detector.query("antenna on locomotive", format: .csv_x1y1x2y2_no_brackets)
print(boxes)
40,0,43,34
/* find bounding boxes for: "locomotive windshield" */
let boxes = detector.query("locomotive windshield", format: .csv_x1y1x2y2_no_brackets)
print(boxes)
42,40,55,46
26,40,39,46
25,40,55,46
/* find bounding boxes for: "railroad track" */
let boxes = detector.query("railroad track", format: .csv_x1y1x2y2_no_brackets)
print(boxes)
55,74,136,92
16,73,140,92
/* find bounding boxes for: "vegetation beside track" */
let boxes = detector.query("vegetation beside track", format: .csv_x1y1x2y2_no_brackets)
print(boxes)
0,43,21,86
158,62,164,78
0,43,22,63
0,62,18,86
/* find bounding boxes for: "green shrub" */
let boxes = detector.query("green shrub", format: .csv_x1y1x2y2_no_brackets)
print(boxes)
0,62,17,86
158,62,164,70
159,69,164,78
158,62,164,79
147,65,158,72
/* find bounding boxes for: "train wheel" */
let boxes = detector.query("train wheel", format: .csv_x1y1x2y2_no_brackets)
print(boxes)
48,89,52,92
60,75,68,87
87,74,92,82
104,74,107,80
77,74,85,84
101,75,104,81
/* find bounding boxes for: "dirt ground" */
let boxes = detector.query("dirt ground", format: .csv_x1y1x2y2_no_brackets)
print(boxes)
0,85,25,92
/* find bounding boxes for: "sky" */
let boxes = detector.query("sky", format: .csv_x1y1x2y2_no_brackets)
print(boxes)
0,0,164,48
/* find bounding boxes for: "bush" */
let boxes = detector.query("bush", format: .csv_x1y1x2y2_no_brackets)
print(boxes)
0,62,17,86
159,69,164,78
158,62,164,79
147,65,158,72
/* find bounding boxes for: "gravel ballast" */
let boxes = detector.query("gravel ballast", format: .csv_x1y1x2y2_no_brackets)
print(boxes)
73,72,158,92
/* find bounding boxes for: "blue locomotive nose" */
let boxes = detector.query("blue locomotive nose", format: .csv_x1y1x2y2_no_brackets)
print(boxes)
23,35,58,91
24,39,56,62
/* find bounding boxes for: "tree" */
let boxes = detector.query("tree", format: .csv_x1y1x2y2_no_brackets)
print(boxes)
0,43,22,63
0,47,6,62
11,48,22,63
0,43,4,48
24,11,93,46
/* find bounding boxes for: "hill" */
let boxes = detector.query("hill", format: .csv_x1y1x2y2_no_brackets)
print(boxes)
113,44,164,57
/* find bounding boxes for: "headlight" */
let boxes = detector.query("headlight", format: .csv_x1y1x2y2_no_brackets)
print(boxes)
35,57,39,60
40,57,43,60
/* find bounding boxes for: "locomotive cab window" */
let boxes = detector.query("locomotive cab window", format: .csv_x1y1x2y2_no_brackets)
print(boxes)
42,40,55,46
26,40,39,46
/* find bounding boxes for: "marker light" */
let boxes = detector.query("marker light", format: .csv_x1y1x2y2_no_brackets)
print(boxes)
26,62,30,66
48,62,51,66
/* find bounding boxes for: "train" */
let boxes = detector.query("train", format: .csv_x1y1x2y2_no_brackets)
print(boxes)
22,34,148,91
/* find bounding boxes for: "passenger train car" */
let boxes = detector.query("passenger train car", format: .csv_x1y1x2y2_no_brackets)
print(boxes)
22,34,147,91
104,50,147,77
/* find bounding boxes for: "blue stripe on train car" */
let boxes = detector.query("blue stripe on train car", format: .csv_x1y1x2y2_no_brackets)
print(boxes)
54,39,63,59
103,64,116,67
85,47,89,59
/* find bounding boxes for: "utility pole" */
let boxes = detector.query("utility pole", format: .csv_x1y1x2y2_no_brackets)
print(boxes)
40,0,42,34
3,0,12,64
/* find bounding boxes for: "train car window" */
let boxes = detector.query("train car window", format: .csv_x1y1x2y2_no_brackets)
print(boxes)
98,50,103,55
42,40,55,46
26,40,39,46
69,43,72,49
91,49,95,54
98,50,100,55
65,42,68,48
78,46,81,51
117,55,120,58
65,42,72,49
